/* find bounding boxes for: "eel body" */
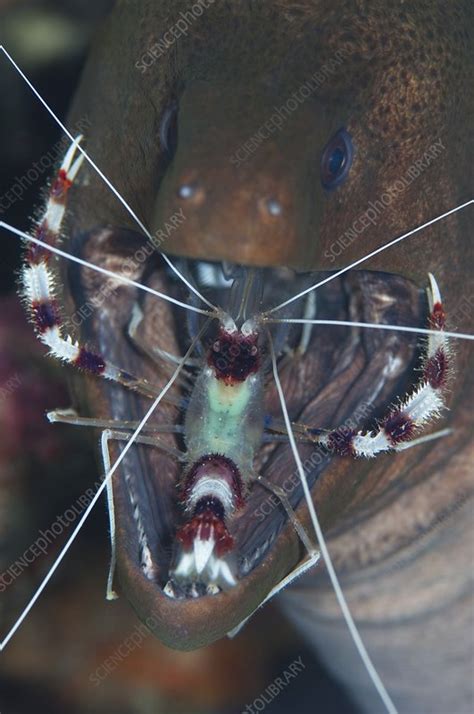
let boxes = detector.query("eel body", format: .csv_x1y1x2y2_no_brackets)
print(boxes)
64,2,473,712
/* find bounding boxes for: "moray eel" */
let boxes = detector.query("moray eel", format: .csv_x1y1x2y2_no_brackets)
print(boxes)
65,2,473,711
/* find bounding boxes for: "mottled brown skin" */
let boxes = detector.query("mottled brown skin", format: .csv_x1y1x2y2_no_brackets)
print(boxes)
65,1,473,712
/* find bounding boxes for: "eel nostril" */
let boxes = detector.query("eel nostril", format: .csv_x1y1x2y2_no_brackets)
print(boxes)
177,182,205,206
265,198,282,216
177,183,197,199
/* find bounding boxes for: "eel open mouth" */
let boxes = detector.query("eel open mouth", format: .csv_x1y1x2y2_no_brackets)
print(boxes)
73,237,428,646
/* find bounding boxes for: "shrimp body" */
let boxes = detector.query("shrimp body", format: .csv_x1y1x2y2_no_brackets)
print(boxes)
169,325,265,594
184,339,264,473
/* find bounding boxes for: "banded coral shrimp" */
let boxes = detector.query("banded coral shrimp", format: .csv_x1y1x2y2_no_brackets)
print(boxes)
0,47,473,714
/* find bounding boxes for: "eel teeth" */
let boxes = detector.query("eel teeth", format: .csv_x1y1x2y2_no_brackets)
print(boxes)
163,579,222,599
240,533,276,575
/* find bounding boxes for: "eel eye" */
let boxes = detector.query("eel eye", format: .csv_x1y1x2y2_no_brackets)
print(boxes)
321,128,353,190
160,101,178,157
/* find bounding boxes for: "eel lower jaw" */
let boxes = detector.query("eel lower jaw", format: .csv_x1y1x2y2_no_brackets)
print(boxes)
115,265,426,647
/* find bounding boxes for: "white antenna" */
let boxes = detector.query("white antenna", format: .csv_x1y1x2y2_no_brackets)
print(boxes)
0,322,208,651
0,221,211,316
267,318,474,342
268,331,398,714
267,200,474,315
0,45,217,312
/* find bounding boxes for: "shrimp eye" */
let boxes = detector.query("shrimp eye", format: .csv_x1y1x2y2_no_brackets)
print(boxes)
160,101,178,157
320,128,353,190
